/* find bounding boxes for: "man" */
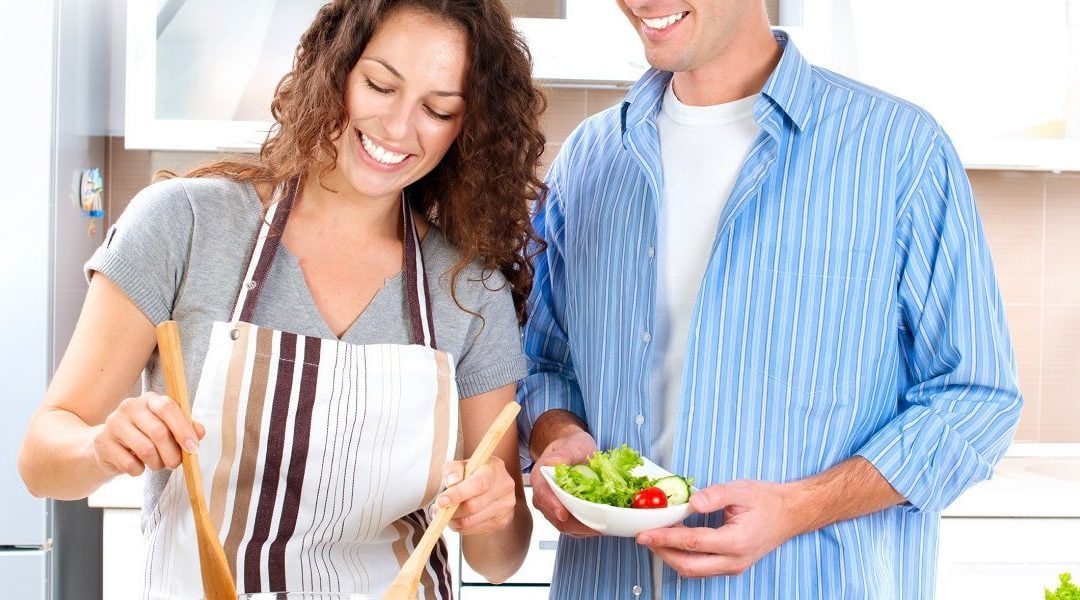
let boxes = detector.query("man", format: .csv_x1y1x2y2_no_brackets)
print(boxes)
517,0,1023,598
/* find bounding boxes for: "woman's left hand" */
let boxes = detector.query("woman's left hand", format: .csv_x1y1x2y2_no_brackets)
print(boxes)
437,456,517,536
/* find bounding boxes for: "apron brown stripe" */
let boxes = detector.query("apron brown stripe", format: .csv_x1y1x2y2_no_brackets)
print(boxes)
268,335,322,591
390,519,411,569
210,323,252,530
242,331,298,592
224,326,274,580
433,537,453,600
421,351,453,506
418,510,453,600
403,511,439,600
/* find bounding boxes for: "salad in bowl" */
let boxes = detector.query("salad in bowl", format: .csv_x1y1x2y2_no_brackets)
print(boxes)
539,446,695,537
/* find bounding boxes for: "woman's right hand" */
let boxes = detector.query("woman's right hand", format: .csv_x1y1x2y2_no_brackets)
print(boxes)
92,391,205,476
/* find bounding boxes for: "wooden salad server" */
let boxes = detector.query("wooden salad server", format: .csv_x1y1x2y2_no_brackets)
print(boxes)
383,401,522,600
156,320,238,600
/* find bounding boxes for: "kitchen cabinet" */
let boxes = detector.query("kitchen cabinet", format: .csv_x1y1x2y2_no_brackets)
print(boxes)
459,586,551,599
90,479,555,598
782,0,1080,171
937,518,1080,598
124,0,646,151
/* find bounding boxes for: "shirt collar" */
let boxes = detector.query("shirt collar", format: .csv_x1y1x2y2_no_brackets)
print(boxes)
620,30,815,143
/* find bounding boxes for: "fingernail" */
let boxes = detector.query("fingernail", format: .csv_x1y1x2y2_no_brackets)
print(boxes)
638,535,652,545
445,472,460,486
184,439,199,453
437,495,449,507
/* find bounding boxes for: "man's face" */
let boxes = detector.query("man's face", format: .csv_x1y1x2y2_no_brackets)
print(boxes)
615,0,749,73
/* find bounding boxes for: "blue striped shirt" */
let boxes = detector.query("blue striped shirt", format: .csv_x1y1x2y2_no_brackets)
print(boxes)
517,32,1022,600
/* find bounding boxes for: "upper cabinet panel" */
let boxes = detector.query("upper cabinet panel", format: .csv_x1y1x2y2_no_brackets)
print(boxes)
125,0,647,150
782,0,1080,171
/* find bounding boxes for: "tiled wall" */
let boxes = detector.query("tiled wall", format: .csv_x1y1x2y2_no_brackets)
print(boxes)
104,88,1080,443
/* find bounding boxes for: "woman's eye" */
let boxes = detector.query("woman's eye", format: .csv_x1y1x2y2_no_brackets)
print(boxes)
425,106,453,122
365,78,392,94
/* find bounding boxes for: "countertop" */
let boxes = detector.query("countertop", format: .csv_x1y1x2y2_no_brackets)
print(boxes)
89,444,1080,518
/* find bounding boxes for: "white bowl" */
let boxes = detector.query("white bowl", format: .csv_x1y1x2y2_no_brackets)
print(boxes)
538,457,695,537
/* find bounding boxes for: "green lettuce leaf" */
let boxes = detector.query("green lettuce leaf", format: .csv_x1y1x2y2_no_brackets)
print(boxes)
1047,573,1080,600
554,445,654,508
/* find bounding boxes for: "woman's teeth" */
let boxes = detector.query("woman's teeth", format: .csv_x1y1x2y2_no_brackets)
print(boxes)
360,132,409,165
641,11,687,30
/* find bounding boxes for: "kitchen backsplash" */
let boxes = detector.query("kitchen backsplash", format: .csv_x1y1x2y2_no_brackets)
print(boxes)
105,87,1080,443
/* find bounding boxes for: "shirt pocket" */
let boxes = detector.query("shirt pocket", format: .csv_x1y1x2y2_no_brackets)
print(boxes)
752,249,881,417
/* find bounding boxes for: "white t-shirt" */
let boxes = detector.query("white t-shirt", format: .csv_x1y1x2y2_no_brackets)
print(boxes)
649,83,760,595
649,83,760,469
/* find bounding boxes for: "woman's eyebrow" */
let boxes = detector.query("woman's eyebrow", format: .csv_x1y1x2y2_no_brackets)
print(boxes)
359,57,465,98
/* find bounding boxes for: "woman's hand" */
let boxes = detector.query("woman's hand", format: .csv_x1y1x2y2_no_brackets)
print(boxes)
437,456,518,536
92,391,205,476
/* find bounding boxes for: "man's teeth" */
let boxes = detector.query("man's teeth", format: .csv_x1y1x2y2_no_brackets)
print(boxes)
360,132,408,165
641,11,687,30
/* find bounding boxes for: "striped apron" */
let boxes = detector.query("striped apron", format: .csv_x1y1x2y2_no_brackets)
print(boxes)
143,179,458,599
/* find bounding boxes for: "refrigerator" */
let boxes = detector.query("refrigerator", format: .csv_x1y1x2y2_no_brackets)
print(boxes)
1,0,110,597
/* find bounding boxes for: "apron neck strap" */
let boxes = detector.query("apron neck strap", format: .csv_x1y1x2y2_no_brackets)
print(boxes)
402,193,437,349
230,178,437,349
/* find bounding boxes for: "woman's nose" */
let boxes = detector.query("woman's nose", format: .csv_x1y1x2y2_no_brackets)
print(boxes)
380,97,414,141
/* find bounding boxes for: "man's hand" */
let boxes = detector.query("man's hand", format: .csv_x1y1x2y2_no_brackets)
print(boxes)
528,410,600,537
636,480,800,577
637,457,902,579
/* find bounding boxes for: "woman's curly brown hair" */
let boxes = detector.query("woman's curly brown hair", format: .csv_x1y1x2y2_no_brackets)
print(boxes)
186,0,547,324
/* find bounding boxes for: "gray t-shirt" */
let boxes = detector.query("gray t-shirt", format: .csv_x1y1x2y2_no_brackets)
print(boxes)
86,175,526,406
88,177,528,514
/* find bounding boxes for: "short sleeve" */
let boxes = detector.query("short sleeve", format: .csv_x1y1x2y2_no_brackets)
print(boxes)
84,179,195,325
452,270,528,399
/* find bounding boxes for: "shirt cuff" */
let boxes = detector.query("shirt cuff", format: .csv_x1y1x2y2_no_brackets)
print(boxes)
516,371,586,472
855,405,997,514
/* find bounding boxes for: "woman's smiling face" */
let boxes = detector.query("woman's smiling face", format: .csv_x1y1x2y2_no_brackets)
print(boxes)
335,8,469,201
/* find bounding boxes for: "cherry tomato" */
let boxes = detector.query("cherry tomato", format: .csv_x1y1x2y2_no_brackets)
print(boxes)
631,486,668,509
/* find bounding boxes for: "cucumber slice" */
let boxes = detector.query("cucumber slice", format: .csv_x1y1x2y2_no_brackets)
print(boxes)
653,475,691,506
572,464,600,480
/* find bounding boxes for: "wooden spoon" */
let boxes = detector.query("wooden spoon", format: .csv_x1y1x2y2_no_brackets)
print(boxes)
383,401,522,600
156,320,238,600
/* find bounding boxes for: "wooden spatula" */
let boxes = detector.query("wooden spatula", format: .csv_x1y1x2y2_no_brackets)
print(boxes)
156,320,238,600
383,401,522,600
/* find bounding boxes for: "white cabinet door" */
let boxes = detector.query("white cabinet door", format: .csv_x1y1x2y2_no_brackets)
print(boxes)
459,585,550,599
458,488,559,585
937,518,1080,598
102,509,145,600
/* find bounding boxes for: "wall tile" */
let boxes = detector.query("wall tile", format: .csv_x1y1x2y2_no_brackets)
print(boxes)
1040,305,1080,442
150,150,225,177
502,0,563,18
105,137,153,226
968,170,1044,306
1003,304,1041,442
1044,173,1080,307
586,89,629,117
538,143,560,179
540,88,587,144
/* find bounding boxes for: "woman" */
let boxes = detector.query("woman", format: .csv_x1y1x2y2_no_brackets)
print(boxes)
18,0,546,597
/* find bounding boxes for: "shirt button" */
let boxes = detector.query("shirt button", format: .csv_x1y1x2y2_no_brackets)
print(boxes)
632,584,643,596
642,331,652,343
245,280,257,290
635,414,645,425
647,246,655,258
